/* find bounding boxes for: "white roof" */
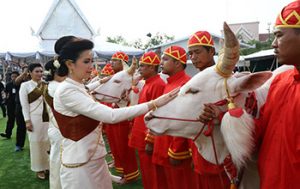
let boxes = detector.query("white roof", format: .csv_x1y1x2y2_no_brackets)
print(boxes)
243,49,274,60
36,0,95,38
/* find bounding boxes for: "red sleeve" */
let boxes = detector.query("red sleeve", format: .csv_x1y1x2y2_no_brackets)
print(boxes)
254,104,266,149
148,84,165,100
168,137,191,160
145,83,165,144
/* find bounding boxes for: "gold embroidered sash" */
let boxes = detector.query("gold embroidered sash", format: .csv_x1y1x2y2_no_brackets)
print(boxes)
27,82,49,122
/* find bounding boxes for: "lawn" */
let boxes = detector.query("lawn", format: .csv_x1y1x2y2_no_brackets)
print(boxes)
0,113,143,189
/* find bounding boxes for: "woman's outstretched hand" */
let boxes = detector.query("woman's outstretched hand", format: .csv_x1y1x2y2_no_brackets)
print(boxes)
148,87,180,110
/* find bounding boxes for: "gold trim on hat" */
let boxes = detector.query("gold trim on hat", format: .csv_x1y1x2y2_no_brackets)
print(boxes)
164,52,186,64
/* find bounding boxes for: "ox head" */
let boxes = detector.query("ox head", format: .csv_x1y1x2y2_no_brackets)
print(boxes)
145,22,272,139
93,58,137,103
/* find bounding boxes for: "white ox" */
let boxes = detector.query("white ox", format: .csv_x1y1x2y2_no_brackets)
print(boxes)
144,22,292,188
92,59,138,106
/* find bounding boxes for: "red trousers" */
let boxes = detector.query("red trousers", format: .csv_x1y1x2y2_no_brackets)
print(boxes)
195,172,231,189
106,120,139,181
138,150,159,189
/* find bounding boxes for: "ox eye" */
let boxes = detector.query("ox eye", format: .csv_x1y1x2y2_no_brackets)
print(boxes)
113,80,121,83
185,88,199,94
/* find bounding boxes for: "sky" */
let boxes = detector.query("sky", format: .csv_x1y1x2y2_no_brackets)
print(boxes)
0,0,293,46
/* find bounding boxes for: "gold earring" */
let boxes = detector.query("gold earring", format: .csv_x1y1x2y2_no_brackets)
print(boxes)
69,69,73,74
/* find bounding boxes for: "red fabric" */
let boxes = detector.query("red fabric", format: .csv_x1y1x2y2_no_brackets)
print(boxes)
188,31,214,47
139,52,161,65
190,142,231,189
106,120,139,180
138,150,159,189
152,70,197,188
256,68,300,189
103,102,139,179
153,70,192,167
164,165,198,189
194,171,231,189
155,165,169,189
111,51,129,62
275,1,300,28
164,46,187,64
104,123,123,173
129,75,166,150
102,103,123,173
228,108,243,117
101,63,114,76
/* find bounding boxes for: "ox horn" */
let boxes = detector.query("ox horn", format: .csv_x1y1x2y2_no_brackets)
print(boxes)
216,22,240,78
127,56,138,75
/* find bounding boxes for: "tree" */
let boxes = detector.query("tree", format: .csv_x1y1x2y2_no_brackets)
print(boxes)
240,35,275,56
131,38,143,49
106,32,175,50
106,35,130,46
143,32,174,49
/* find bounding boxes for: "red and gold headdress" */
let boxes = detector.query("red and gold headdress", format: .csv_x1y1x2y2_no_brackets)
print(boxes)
164,46,187,64
111,51,129,63
139,52,160,65
188,31,214,48
275,1,300,28
101,63,114,76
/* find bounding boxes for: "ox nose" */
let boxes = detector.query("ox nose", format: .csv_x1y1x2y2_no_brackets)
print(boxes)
144,112,154,122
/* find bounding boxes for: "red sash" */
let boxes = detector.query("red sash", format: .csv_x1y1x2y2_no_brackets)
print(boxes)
52,108,99,141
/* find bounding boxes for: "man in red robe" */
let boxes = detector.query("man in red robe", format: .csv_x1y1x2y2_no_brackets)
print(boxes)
128,51,166,189
188,31,231,188
152,46,196,189
254,1,300,188
105,52,139,182
200,2,300,188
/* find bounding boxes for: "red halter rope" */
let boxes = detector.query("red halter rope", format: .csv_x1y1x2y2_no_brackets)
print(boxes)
149,98,229,141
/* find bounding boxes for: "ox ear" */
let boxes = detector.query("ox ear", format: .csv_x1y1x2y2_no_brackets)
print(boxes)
232,71,272,93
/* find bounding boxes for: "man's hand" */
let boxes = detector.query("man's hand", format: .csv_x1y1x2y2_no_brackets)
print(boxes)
145,143,154,155
199,103,222,125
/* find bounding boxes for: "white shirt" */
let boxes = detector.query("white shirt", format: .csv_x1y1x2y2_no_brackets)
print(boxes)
19,80,43,121
54,77,149,164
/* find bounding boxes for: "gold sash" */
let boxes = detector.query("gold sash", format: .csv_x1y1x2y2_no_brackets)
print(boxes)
27,81,49,122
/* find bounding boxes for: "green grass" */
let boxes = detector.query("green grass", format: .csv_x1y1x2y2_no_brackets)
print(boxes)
0,113,143,189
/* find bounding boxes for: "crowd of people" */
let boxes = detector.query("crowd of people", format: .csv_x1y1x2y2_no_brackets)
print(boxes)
0,1,300,189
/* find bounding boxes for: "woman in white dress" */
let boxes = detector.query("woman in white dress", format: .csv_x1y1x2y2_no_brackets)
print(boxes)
44,59,66,189
52,38,178,189
19,63,50,179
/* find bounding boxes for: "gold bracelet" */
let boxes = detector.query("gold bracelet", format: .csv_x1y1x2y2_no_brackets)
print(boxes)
151,100,158,110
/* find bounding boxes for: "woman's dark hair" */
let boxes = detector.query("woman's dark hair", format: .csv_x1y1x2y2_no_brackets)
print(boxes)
44,59,67,82
57,39,94,75
54,36,77,54
45,35,78,80
28,63,42,72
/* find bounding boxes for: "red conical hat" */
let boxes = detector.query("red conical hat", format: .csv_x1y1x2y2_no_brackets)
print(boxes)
164,46,187,64
188,31,214,48
139,51,161,65
101,63,114,76
275,1,300,28
111,51,129,63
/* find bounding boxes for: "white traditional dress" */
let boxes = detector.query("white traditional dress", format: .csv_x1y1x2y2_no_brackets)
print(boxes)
53,78,149,189
19,80,50,172
45,80,63,189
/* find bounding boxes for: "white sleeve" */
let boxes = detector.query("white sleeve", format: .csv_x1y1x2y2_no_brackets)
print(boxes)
60,88,149,124
19,83,30,121
86,79,100,91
